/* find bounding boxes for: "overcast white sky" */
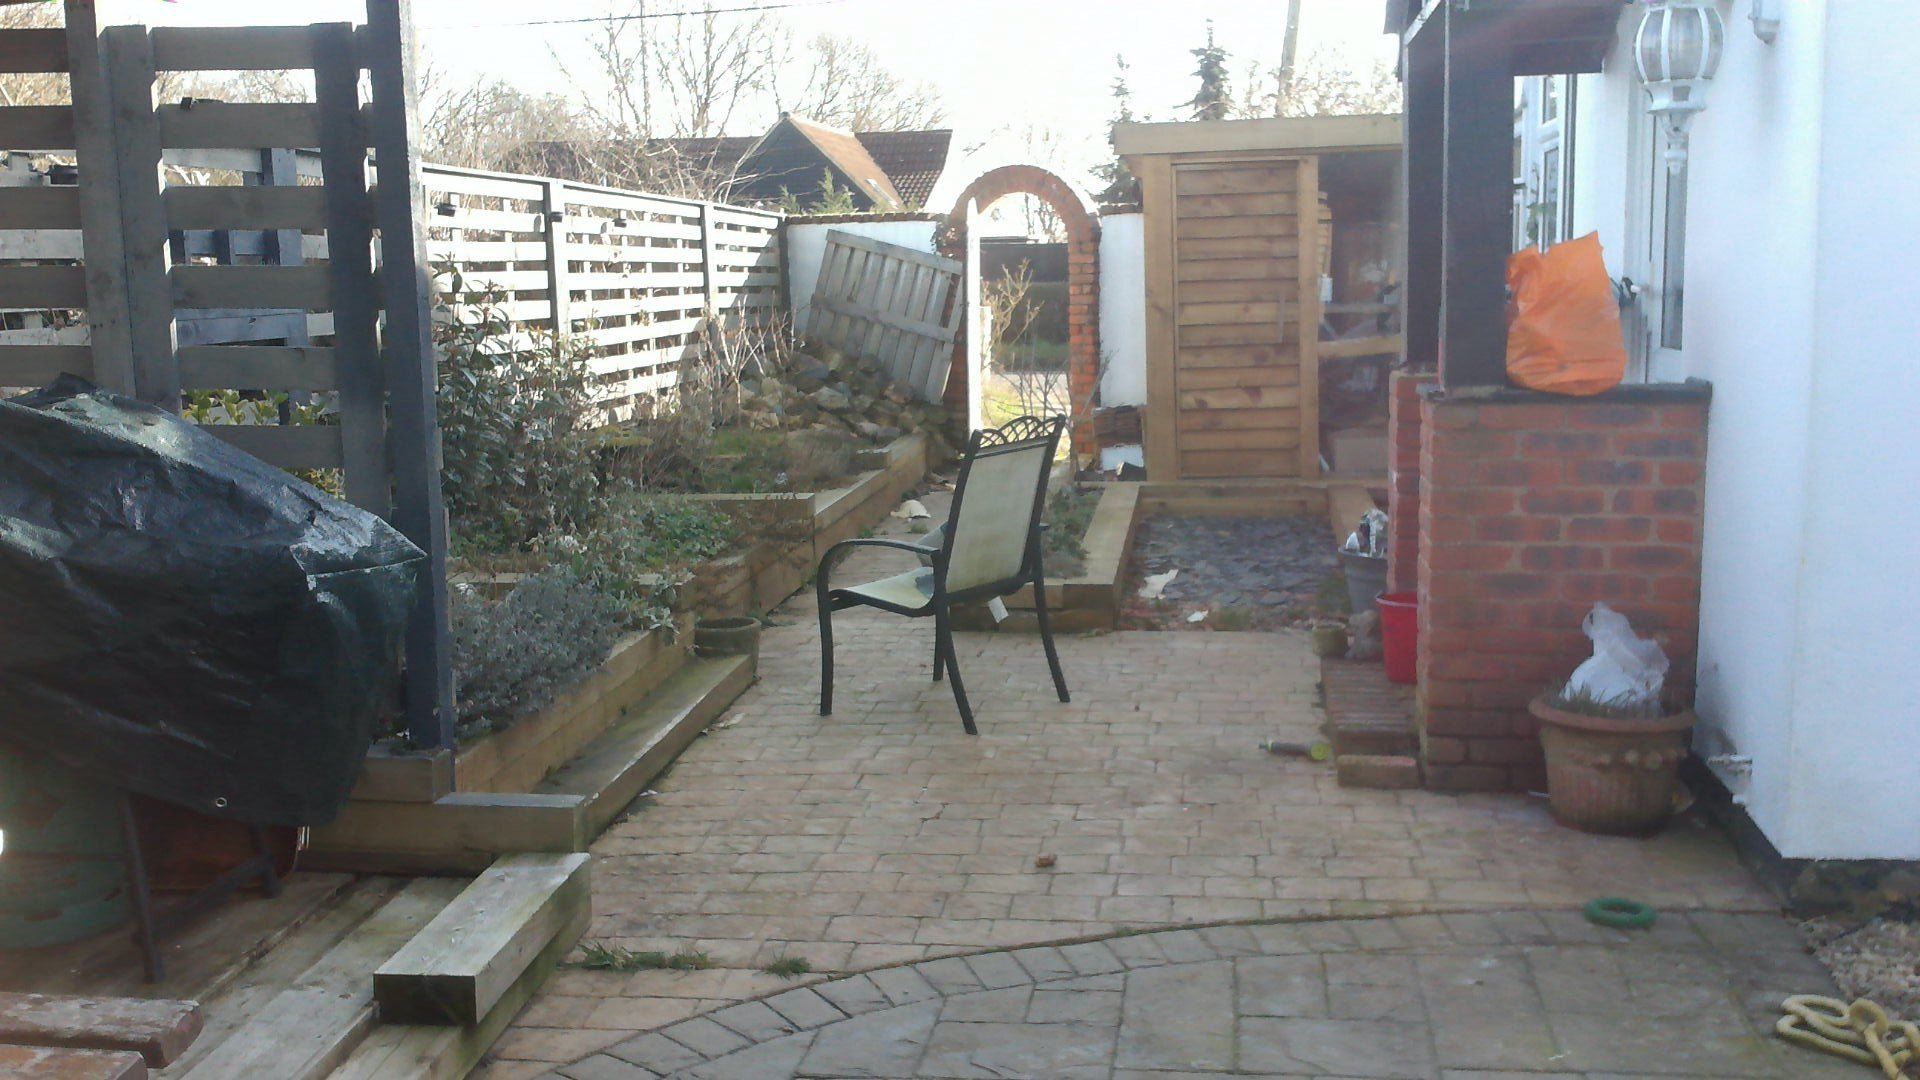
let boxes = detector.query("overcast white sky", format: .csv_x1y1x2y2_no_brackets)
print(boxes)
102,0,1397,183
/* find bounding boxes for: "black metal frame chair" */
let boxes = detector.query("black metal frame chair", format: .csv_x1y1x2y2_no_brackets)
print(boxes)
816,415,1071,734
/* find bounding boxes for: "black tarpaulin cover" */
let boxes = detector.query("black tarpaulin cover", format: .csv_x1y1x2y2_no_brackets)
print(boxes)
0,376,423,826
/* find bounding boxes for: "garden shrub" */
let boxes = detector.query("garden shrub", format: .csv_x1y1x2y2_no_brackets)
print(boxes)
1042,484,1098,576
535,489,744,631
436,266,600,554
450,565,625,734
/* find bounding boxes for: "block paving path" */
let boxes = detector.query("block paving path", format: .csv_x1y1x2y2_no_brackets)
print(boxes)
544,912,1856,1079
484,512,1816,1079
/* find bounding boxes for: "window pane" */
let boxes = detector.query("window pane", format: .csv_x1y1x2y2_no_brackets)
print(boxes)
1542,76,1561,122
1541,147,1561,248
1661,166,1688,349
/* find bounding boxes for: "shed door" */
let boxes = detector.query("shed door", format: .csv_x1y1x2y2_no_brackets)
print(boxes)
1170,157,1320,479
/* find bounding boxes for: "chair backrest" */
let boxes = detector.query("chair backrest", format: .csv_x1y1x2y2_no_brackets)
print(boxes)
940,415,1063,594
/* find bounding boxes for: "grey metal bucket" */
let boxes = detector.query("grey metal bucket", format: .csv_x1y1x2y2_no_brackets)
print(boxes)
1337,550,1388,615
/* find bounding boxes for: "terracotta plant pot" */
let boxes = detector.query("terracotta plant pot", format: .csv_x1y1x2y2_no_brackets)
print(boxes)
1530,695,1695,836
693,615,761,664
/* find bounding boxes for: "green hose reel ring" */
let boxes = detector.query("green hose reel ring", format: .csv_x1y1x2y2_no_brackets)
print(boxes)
1583,897,1657,930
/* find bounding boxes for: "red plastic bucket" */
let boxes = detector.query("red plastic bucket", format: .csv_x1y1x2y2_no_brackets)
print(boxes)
1376,591,1418,685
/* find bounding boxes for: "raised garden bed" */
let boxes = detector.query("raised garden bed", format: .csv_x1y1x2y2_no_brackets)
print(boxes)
312,432,932,873
950,481,1141,633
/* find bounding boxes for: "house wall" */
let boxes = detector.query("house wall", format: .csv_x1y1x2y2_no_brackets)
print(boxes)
784,218,940,330
1565,3,1920,859
1097,210,1146,408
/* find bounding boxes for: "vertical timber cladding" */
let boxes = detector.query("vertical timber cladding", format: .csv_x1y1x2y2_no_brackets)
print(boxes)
1170,156,1321,479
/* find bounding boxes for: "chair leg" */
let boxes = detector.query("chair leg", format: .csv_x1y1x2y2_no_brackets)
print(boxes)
1032,576,1071,703
817,578,834,717
932,607,947,682
936,601,977,735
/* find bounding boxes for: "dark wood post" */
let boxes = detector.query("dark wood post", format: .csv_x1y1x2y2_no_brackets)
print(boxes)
364,0,455,750
1401,27,1444,373
1438,7,1515,390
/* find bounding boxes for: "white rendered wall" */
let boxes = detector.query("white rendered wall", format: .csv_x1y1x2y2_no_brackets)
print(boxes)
1780,0,1920,859
1097,211,1146,407
1568,2,1920,859
783,219,939,331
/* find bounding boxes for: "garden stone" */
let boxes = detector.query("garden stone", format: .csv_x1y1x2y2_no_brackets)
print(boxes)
812,387,851,413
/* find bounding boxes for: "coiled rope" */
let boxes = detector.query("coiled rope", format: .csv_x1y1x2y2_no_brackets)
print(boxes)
1776,995,1918,1079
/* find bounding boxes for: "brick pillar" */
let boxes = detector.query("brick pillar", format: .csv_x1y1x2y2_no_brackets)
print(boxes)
1065,236,1100,458
1386,370,1438,595
1416,389,1710,791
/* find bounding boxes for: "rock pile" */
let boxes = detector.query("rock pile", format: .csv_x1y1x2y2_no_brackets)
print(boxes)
737,345,955,460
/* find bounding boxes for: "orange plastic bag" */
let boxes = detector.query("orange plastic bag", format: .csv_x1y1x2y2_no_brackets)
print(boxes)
1505,232,1626,396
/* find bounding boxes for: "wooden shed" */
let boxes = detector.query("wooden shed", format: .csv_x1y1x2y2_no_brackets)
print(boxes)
1116,115,1402,484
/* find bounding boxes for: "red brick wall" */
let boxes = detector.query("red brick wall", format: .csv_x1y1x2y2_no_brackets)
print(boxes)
1416,391,1710,791
1386,370,1438,595
939,165,1101,455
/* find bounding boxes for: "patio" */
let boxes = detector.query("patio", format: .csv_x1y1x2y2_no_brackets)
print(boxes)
482,510,1807,1079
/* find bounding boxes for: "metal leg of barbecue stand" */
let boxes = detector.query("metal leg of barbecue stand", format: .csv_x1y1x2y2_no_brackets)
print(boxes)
119,794,164,984
249,826,283,898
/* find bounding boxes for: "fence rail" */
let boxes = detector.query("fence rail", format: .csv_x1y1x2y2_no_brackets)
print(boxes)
3,107,784,429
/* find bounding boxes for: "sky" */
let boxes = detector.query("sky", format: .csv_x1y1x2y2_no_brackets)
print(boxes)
101,0,1398,185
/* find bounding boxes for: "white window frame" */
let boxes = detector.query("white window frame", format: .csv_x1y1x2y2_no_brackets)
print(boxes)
1623,93,1687,382
1513,75,1575,252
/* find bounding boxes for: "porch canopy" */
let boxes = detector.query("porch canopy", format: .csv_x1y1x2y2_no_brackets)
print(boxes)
1386,0,1629,389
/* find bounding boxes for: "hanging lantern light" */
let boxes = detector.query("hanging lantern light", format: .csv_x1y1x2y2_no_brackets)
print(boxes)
1634,0,1726,171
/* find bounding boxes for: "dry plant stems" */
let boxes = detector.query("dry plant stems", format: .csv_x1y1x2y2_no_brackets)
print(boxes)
983,264,1107,436
1541,680,1673,720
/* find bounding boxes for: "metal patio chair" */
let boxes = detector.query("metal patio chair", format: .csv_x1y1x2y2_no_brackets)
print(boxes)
816,415,1071,734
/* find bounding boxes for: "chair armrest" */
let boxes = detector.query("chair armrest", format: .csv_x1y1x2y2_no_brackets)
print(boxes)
816,538,942,595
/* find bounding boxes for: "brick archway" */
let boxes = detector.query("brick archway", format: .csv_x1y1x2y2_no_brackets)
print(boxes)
940,165,1100,456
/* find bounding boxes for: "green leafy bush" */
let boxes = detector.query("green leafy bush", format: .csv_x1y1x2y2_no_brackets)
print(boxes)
535,490,743,631
450,566,624,734
436,267,600,554
1042,484,1098,576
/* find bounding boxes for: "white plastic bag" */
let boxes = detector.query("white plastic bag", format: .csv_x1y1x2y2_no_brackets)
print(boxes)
1566,602,1668,709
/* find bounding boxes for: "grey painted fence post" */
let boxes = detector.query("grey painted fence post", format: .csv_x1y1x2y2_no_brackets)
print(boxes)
314,22,391,518
364,0,455,750
97,27,178,406
543,180,571,339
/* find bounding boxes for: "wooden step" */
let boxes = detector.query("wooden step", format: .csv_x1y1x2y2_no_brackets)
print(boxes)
177,879,464,1080
372,854,590,1027
535,655,755,839
0,1043,147,1079
1335,754,1422,790
325,884,586,1080
306,792,592,876
0,994,199,1067
1322,657,1417,760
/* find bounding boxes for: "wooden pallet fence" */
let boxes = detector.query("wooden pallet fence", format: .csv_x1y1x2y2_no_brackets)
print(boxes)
0,16,456,747
806,229,962,403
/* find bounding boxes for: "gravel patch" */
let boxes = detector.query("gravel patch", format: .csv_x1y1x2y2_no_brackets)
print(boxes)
1122,514,1338,630
1803,916,1920,1018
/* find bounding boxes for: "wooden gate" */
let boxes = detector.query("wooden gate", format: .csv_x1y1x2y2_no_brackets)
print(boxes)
805,229,962,403
1144,155,1322,480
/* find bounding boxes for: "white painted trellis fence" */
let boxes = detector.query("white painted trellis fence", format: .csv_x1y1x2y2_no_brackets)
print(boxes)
804,229,963,403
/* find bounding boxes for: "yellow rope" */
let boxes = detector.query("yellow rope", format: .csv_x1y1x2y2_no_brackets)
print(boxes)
1777,995,1920,1079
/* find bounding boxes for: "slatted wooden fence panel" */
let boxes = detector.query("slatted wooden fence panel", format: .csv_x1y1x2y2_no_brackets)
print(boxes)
806,229,961,403
421,166,783,423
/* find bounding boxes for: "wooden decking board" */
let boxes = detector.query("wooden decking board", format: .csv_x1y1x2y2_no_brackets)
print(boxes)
0,873,356,1006
372,854,590,1027
156,879,409,1078
0,1043,146,1079
0,994,199,1067
177,878,464,1080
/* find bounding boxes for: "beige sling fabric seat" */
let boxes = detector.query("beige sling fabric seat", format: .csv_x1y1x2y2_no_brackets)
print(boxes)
814,416,1071,734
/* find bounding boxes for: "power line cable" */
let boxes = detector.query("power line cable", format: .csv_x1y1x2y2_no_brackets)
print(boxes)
423,0,847,29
